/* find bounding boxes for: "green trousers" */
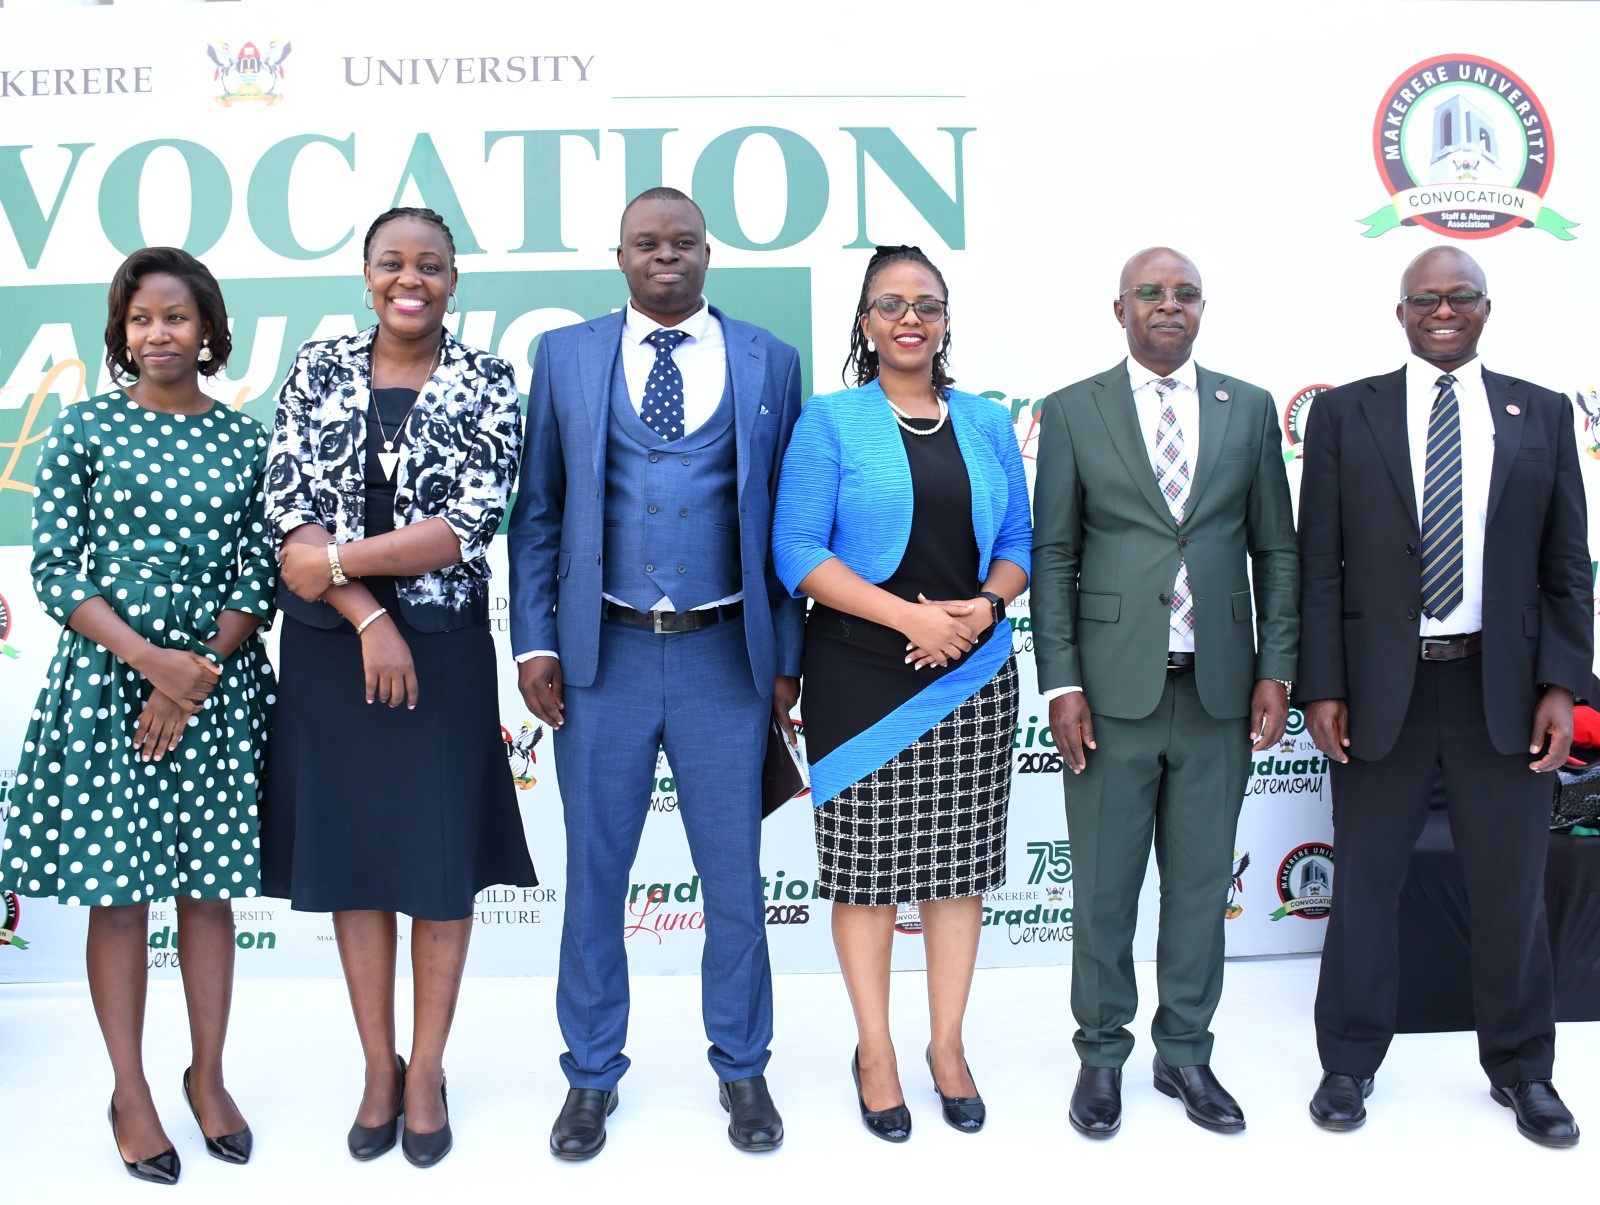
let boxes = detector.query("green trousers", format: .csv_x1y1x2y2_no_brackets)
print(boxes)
1062,669,1250,1068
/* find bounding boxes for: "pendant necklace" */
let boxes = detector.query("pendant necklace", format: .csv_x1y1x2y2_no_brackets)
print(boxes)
371,340,442,481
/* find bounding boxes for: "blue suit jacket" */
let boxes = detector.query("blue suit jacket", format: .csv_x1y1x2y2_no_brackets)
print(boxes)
508,305,805,695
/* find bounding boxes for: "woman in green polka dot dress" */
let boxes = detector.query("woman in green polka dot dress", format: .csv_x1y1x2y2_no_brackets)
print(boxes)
0,248,276,1185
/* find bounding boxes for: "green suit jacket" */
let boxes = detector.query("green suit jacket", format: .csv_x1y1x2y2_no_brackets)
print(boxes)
1031,360,1298,720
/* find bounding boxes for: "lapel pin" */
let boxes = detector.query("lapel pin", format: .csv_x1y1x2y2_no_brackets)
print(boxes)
1505,404,1521,415
1214,389,1229,401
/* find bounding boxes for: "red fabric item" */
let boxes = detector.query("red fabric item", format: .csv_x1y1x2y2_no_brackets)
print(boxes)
1570,705,1600,762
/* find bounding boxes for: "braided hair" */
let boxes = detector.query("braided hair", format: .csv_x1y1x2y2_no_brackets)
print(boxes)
842,244,954,398
362,206,457,266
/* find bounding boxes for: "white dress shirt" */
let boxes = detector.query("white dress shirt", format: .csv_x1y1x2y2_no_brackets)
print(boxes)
1129,358,1198,655
1406,354,1492,637
1044,358,1199,700
621,299,727,437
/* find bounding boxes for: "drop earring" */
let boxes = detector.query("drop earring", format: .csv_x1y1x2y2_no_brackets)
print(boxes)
865,339,875,353
197,338,213,363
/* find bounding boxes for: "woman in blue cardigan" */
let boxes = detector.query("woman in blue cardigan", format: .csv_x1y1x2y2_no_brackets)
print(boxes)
772,245,1030,1141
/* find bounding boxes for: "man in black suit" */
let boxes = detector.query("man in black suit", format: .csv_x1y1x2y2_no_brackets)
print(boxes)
1297,246,1589,1147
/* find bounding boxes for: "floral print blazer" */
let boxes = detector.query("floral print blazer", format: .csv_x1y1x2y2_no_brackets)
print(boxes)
265,325,522,631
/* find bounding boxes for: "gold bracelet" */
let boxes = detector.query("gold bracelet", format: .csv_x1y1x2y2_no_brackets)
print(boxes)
356,607,388,634
327,540,350,587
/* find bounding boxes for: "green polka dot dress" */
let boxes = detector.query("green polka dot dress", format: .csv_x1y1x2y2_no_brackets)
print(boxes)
0,392,277,907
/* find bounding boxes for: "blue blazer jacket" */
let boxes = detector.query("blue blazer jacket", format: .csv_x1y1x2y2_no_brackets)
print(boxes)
772,381,1033,596
507,305,805,695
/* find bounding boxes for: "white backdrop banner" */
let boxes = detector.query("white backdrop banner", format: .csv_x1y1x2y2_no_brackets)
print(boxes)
3,0,1597,982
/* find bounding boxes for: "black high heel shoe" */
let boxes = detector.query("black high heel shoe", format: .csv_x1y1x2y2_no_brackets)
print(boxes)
108,1100,180,1186
347,1054,406,1161
925,1043,986,1133
401,1075,452,1168
851,1049,911,1143
181,1067,253,1164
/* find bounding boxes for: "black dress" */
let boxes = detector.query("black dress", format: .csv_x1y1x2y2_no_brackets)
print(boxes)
260,387,535,920
804,415,1019,906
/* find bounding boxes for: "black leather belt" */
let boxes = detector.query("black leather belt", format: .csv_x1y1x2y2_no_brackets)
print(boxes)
601,599,743,634
1420,632,1482,661
1167,651,1195,674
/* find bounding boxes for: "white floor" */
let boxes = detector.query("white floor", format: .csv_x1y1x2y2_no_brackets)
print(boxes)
2,956,1594,1203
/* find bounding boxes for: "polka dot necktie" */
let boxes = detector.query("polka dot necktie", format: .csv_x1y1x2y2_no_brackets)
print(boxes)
1420,373,1464,620
1154,377,1194,636
642,328,689,441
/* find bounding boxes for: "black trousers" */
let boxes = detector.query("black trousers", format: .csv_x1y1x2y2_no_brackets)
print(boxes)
1314,655,1556,1085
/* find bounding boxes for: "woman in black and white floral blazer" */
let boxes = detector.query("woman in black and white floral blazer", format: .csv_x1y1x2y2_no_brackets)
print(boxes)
259,207,535,1170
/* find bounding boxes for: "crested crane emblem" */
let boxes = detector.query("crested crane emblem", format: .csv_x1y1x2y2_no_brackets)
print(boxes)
208,37,292,106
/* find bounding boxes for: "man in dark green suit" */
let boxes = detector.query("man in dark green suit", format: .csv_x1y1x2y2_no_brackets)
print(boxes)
1032,247,1299,1138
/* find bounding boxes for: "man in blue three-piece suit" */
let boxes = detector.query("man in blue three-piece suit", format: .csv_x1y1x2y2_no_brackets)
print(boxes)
507,187,804,1159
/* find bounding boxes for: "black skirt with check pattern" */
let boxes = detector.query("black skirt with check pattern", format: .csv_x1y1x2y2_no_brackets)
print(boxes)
813,658,1019,906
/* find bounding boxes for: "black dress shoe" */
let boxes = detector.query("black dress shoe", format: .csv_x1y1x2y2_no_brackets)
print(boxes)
718,1075,784,1151
1069,1065,1121,1139
550,1087,618,1160
181,1067,252,1164
925,1044,985,1133
108,1100,180,1186
851,1049,911,1143
402,1077,453,1168
1152,1054,1245,1133
1491,1080,1580,1148
347,1054,406,1161
1309,1071,1374,1131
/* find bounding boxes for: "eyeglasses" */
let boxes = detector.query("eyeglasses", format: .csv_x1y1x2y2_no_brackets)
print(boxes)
1123,284,1203,305
1402,291,1487,314
868,295,948,321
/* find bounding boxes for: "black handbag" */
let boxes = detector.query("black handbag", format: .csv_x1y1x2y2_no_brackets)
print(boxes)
1552,756,1600,830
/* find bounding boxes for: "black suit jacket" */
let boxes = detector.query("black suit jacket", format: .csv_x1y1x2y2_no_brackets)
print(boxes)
1297,366,1591,760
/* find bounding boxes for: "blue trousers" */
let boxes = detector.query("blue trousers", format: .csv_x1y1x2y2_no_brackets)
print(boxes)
553,614,774,1087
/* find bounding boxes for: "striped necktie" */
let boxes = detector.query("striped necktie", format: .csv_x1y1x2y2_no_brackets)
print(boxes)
1153,378,1194,635
1420,373,1464,620
641,328,689,441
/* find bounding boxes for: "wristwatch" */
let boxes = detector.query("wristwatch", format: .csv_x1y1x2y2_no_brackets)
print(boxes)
979,591,1006,628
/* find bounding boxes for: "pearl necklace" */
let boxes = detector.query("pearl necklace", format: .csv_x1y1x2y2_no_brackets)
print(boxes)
887,396,949,436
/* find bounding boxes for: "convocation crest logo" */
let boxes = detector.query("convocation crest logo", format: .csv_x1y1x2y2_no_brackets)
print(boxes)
207,38,292,107
1270,842,1334,921
1361,54,1576,240
1,890,24,950
1282,385,1330,462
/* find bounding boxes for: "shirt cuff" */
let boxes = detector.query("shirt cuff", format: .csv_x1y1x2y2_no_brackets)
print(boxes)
515,650,558,663
1041,686,1083,701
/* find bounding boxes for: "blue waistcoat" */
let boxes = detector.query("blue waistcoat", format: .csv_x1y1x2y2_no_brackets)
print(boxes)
602,358,741,611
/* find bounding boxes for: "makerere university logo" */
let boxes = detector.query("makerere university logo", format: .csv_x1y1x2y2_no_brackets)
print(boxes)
1281,384,1330,461
2,890,24,950
207,38,291,106
1362,53,1575,240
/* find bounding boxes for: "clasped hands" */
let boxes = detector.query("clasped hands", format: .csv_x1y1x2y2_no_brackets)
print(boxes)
901,593,993,670
132,644,224,763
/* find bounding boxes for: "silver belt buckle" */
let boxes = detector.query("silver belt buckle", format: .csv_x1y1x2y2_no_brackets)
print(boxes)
652,609,670,634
